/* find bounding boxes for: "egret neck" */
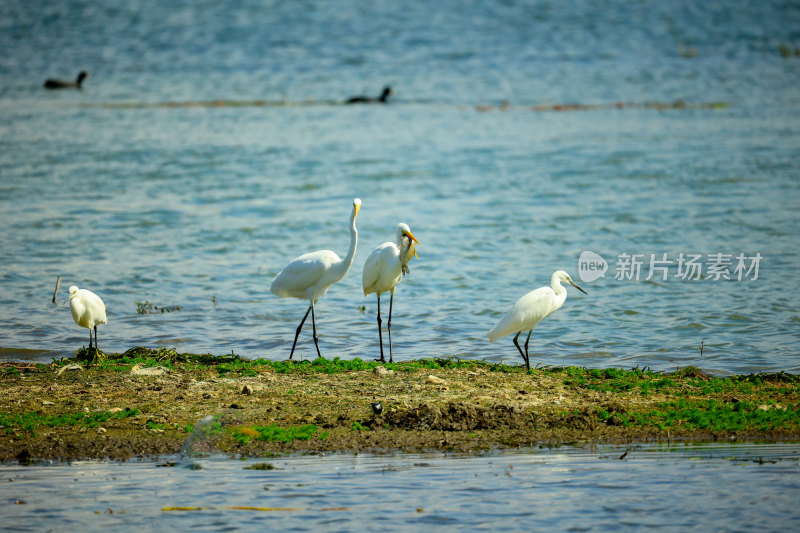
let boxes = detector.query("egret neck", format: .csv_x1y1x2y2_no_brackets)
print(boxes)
330,203,359,282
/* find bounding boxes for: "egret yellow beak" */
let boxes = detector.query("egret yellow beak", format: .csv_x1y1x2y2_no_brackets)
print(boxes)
404,230,420,259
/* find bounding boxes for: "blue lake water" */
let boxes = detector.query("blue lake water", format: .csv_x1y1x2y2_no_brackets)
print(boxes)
1,0,799,374
2,2,799,529
2,443,799,532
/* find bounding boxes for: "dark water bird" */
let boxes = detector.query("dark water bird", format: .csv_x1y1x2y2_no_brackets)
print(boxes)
44,71,89,90
346,86,393,104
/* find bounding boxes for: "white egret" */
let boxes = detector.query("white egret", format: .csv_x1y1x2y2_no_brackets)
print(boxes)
67,285,107,352
271,198,362,359
487,270,586,371
362,223,420,363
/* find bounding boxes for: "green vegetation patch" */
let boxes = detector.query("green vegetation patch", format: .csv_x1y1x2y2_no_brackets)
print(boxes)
598,399,800,432
244,462,275,470
547,365,799,399
264,356,515,375
351,421,369,431
63,349,522,376
73,347,107,364
0,408,139,435
555,366,661,393
232,424,319,445
47,346,551,376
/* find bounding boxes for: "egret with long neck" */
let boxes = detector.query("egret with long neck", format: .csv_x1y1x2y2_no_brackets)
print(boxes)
362,222,420,363
488,270,586,371
271,198,361,359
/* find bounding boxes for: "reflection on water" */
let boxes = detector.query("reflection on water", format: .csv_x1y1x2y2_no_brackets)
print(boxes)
1,443,798,531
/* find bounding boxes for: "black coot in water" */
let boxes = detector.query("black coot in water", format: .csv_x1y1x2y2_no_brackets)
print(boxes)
44,71,89,89
346,86,393,104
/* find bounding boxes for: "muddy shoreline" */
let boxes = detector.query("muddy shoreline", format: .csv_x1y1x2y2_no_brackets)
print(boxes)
1,349,798,462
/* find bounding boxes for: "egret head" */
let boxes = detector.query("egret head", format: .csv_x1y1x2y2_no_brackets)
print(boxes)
396,223,420,259
555,270,587,295
353,198,361,217
64,285,79,305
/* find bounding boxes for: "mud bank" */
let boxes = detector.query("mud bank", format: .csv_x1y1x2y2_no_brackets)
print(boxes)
1,348,798,462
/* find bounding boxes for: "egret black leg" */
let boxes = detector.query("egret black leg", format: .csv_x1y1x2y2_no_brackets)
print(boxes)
512,331,524,360
94,326,99,354
513,332,530,372
523,330,532,372
310,304,322,358
289,305,312,360
88,329,93,350
375,294,385,363
387,292,394,364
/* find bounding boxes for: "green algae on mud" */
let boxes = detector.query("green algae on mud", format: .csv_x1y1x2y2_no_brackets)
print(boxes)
0,347,798,462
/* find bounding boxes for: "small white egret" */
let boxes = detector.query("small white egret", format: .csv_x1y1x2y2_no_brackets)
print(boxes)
487,270,586,371
67,285,108,352
271,198,362,359
362,223,421,363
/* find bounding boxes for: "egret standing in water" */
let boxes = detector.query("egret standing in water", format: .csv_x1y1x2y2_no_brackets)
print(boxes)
488,270,586,371
362,223,420,363
271,198,361,359
67,285,107,352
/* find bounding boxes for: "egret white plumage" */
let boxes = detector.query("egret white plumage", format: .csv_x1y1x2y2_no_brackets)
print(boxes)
362,223,420,363
67,285,107,352
488,270,586,371
271,198,361,359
